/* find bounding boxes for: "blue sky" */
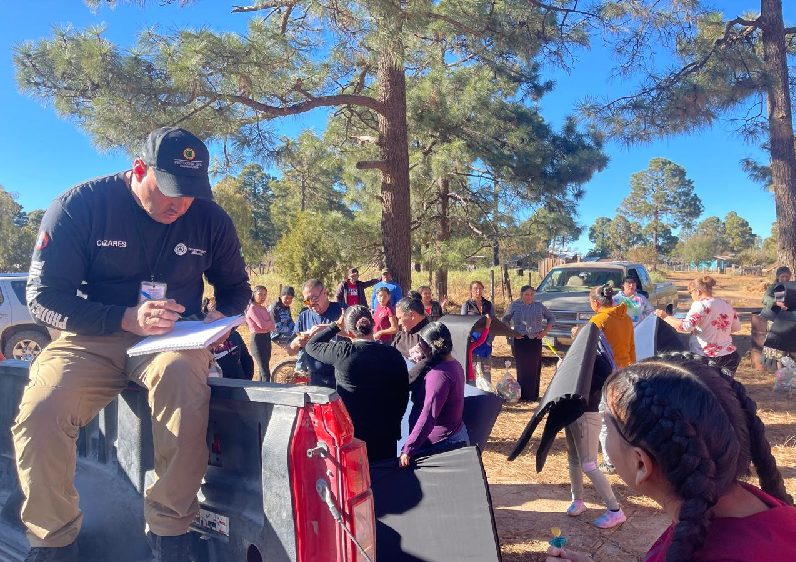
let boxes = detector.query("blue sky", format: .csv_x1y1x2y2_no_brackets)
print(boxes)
0,1,790,253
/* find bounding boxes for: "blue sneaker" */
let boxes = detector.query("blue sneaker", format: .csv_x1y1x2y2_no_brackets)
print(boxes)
593,508,626,529
566,500,586,517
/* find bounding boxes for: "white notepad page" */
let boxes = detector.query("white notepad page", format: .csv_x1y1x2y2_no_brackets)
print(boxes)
127,315,245,357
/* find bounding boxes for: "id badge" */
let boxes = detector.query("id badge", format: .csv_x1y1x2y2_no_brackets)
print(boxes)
139,281,168,303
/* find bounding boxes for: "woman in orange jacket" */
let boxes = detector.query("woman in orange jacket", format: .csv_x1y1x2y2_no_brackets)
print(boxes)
588,284,636,368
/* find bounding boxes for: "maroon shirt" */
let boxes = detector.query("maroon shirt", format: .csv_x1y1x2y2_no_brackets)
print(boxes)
345,281,359,307
643,483,796,562
374,303,395,342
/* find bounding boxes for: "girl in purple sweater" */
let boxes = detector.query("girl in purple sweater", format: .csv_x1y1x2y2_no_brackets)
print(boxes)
400,322,469,467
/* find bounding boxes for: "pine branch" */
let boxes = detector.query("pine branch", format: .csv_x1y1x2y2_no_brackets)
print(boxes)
525,0,601,19
600,16,759,112
222,92,385,117
232,1,296,13
421,13,482,36
356,160,389,171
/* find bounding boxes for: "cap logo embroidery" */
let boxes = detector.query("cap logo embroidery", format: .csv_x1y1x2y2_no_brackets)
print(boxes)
174,243,188,256
183,148,196,160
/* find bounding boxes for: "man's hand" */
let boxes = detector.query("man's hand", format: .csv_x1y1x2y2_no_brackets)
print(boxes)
204,309,226,324
776,301,788,310
122,299,184,336
399,453,411,468
308,323,329,337
203,309,228,346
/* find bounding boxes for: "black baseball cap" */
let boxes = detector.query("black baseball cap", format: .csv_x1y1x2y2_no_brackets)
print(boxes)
281,286,295,297
141,127,213,199
623,276,638,284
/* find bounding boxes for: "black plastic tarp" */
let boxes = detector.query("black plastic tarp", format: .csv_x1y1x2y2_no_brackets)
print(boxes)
507,324,598,471
438,314,516,382
371,446,502,562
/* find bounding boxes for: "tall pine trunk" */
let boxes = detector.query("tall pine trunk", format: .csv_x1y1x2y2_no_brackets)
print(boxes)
377,47,412,290
434,177,450,300
761,0,796,268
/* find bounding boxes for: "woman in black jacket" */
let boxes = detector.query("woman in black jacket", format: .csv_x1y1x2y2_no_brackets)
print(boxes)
305,305,410,462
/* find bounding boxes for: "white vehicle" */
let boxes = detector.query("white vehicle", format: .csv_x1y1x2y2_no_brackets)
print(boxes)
0,273,56,361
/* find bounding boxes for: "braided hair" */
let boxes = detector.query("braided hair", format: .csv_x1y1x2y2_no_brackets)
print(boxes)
605,353,792,562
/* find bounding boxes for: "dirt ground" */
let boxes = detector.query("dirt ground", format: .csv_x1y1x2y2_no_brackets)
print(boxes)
263,271,795,562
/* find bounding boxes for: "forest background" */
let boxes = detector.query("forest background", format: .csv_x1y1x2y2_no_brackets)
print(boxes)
0,0,794,300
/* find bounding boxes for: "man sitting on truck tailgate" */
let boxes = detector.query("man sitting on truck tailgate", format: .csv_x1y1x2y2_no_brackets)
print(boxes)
13,127,251,562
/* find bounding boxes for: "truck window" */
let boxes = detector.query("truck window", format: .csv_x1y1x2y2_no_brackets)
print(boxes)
11,281,26,305
538,268,624,292
636,266,652,291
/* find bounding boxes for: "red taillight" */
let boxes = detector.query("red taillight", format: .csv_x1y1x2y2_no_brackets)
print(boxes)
291,399,376,562
312,400,355,447
346,492,376,562
340,439,370,498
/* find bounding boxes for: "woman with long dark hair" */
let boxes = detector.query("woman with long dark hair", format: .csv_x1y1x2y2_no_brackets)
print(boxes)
305,305,409,462
245,285,275,381
546,353,796,562
400,322,469,467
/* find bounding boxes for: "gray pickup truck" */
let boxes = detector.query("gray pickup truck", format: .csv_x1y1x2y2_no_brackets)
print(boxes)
534,262,679,347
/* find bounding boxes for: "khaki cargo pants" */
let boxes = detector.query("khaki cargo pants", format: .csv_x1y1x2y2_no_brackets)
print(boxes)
12,331,213,548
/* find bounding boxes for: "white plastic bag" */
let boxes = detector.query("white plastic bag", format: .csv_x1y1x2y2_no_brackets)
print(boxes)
474,361,496,393
496,360,520,403
773,356,795,393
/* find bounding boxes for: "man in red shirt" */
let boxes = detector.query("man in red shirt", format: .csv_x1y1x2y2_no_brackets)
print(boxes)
333,268,378,307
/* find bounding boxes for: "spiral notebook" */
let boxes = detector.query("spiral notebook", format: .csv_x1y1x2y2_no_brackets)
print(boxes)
127,315,245,357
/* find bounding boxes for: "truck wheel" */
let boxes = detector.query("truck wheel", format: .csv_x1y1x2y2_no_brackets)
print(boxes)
4,330,50,362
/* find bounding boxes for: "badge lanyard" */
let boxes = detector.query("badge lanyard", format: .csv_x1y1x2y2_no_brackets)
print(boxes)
129,187,173,301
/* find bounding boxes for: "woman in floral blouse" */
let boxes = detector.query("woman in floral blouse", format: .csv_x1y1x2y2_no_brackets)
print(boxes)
655,276,742,372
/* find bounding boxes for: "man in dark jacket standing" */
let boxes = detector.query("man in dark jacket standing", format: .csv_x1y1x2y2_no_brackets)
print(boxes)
14,127,250,562
333,267,378,307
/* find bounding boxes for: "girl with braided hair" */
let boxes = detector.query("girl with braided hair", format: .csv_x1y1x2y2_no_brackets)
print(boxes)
546,353,796,562
400,322,470,467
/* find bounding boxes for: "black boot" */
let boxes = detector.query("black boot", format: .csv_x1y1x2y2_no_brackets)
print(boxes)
23,542,79,562
147,532,190,562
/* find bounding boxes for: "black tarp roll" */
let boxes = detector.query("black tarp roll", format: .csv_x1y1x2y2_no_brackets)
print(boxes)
507,323,598,471
371,446,502,562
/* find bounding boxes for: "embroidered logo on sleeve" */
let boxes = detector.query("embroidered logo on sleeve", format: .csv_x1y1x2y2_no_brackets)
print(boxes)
35,231,49,250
